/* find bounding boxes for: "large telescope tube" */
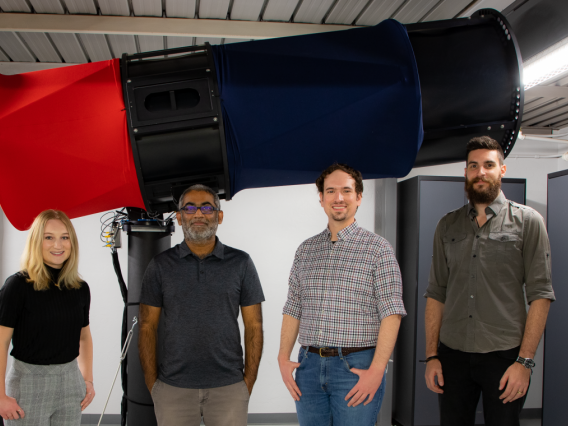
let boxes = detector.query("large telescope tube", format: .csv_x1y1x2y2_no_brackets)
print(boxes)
0,10,522,231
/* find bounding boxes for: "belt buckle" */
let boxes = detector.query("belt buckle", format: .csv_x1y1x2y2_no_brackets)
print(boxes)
319,347,328,357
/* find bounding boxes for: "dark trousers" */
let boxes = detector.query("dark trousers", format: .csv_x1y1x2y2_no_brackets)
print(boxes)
438,343,527,426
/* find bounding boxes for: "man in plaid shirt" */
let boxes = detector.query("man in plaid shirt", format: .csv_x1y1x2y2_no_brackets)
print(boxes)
278,163,406,426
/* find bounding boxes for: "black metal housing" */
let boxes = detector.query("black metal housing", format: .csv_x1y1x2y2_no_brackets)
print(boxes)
406,8,524,167
121,44,230,215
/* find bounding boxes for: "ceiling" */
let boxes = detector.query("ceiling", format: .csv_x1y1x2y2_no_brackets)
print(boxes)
0,0,567,140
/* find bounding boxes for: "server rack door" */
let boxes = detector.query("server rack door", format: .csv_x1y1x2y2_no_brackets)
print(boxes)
543,170,568,426
415,179,468,426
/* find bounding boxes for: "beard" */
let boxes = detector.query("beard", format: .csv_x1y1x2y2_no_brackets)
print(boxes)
465,175,502,205
181,215,218,243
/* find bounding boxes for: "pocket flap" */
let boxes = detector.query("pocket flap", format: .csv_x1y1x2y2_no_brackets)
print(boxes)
443,233,467,244
488,232,520,242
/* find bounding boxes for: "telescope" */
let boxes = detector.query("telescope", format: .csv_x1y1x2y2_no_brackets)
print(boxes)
0,8,521,231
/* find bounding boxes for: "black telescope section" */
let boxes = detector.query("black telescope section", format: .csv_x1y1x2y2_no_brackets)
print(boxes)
406,8,523,167
122,208,174,426
120,44,230,215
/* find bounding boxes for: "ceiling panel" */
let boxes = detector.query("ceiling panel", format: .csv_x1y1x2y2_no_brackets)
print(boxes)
132,0,162,17
523,98,565,120
98,0,130,15
195,37,223,45
107,34,138,56
167,36,194,49
523,102,568,126
230,0,264,21
29,0,64,13
356,0,406,26
165,0,196,18
546,72,568,87
423,0,471,21
0,47,10,61
0,0,31,12
524,98,560,114
465,0,516,17
535,108,568,127
79,33,113,61
0,32,35,61
138,35,164,52
392,0,439,24
294,0,335,24
262,0,299,22
50,33,88,63
325,0,369,25
199,0,230,19
19,32,61,62
65,0,97,14
223,38,248,44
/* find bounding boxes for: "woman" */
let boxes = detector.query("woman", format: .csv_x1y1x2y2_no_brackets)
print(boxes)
0,210,95,424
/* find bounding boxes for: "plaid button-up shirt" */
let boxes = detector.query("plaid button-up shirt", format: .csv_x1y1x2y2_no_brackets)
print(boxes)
283,221,406,347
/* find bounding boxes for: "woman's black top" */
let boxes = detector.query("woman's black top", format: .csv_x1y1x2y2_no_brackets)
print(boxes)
0,265,90,365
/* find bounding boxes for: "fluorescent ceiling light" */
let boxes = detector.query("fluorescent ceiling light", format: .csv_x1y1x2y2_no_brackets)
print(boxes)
523,36,568,90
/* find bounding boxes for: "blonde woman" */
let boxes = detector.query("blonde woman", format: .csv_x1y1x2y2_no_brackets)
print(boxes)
0,210,94,425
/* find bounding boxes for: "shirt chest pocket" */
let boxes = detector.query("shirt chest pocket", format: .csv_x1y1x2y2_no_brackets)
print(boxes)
487,232,520,250
443,233,468,265
483,232,521,262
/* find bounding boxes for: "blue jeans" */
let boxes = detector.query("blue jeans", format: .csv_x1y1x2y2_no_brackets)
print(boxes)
295,347,385,426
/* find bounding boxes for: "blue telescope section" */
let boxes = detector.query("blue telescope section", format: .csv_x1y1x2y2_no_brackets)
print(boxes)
212,20,423,196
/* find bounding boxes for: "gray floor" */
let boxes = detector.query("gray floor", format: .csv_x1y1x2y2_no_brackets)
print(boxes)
85,423,540,426
84,419,541,426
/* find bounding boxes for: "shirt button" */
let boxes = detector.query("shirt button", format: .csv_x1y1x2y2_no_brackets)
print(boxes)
470,295,474,298
469,315,473,318
319,330,322,334
473,254,477,258
476,235,480,239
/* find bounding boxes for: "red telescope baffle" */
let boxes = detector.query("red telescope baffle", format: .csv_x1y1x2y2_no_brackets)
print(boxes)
0,59,145,230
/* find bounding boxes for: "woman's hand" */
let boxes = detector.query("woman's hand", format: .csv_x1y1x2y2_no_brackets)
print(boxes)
80,381,95,411
0,394,25,420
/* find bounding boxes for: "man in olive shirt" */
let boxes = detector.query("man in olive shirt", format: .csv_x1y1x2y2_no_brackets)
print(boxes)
424,136,555,426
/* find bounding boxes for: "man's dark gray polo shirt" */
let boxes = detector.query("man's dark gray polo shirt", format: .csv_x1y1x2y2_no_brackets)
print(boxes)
140,238,265,389
425,191,555,353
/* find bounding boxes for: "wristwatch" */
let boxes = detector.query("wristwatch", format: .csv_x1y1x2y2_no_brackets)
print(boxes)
515,356,536,369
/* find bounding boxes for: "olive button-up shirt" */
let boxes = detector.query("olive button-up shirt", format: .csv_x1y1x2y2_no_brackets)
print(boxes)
425,191,555,353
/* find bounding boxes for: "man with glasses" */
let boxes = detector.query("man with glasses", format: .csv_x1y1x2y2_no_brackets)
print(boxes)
139,184,265,426
278,163,406,426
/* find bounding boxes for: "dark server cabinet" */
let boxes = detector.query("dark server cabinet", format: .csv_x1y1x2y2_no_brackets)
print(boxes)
543,169,568,426
393,176,526,426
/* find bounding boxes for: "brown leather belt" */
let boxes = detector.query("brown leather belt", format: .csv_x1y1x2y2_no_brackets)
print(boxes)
305,346,375,357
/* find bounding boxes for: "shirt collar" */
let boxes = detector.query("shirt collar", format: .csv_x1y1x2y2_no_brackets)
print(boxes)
178,236,225,260
323,220,359,241
468,190,507,217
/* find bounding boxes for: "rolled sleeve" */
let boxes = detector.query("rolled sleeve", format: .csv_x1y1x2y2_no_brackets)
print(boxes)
282,247,302,320
523,210,555,304
374,242,407,320
424,218,448,304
